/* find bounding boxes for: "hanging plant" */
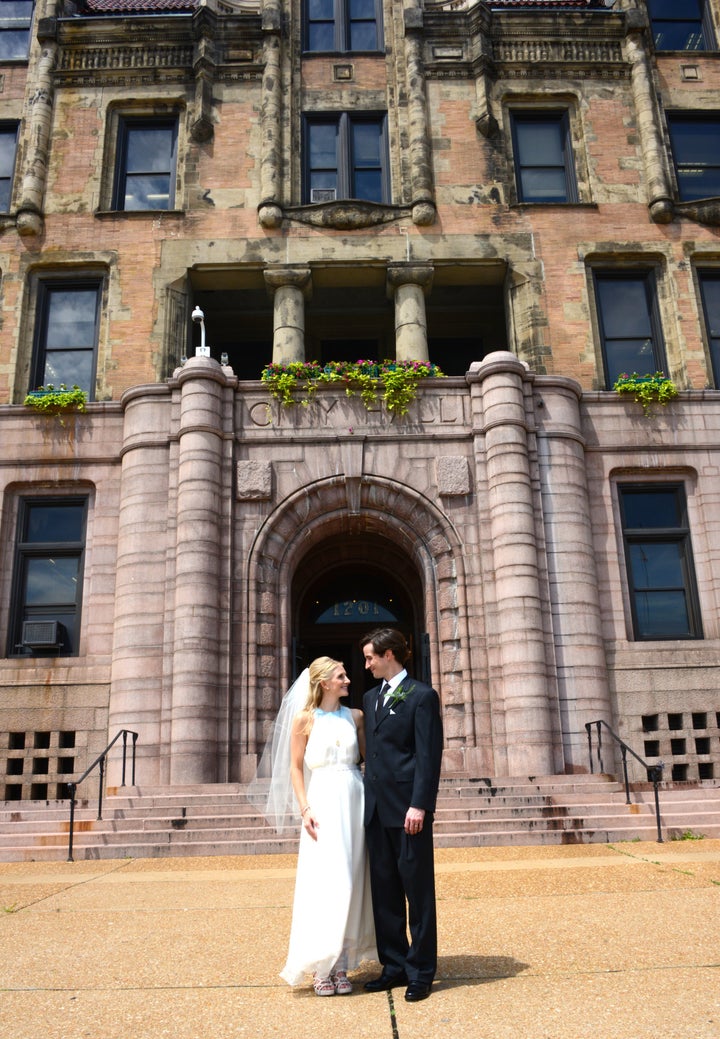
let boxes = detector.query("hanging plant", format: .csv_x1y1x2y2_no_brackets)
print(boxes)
612,371,678,417
261,359,445,416
24,384,88,415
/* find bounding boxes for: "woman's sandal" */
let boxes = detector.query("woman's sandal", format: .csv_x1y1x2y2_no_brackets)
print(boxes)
313,973,335,997
332,970,352,995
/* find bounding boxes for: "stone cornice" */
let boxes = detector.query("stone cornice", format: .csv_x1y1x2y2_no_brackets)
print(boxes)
53,8,263,86
422,7,628,81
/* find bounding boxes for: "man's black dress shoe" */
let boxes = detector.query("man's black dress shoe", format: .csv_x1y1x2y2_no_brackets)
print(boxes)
404,981,432,1002
364,971,408,992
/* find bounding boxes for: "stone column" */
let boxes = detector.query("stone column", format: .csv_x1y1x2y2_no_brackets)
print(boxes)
473,352,556,776
169,357,227,784
264,267,312,365
17,21,57,237
258,0,283,228
535,377,613,771
387,263,433,363
107,387,173,787
403,1,436,226
624,20,673,224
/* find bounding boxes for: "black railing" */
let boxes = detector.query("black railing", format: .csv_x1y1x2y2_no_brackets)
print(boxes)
66,729,138,862
585,719,664,842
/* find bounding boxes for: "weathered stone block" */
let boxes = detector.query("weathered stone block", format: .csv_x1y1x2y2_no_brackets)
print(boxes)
236,460,273,500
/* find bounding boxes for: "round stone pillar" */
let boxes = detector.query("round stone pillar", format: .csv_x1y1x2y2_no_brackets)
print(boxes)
475,351,556,776
169,357,227,784
264,267,312,365
108,387,173,786
387,263,433,363
535,378,613,771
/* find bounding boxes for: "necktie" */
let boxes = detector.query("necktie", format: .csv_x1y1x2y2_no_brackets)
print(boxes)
376,681,389,714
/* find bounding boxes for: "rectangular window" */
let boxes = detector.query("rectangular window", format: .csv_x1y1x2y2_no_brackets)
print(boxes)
698,270,720,386
619,485,702,641
593,270,667,388
0,1,33,61
305,0,382,53
8,498,88,657
304,113,388,204
113,117,178,211
648,0,714,52
510,111,577,204
0,123,18,211
667,113,720,202
30,280,101,397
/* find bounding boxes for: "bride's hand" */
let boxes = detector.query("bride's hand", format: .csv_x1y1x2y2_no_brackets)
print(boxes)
303,811,319,841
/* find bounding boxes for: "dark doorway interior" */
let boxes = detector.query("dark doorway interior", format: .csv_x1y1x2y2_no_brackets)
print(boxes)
293,535,423,709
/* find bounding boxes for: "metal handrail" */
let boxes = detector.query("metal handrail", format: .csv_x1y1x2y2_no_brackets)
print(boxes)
66,729,138,862
585,719,664,843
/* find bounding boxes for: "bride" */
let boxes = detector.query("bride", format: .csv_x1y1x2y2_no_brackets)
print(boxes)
249,656,377,995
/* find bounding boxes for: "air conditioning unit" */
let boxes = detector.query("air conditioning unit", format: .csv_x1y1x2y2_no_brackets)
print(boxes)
310,188,337,203
22,620,63,648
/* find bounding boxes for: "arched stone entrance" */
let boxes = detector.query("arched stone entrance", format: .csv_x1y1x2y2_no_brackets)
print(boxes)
293,533,424,708
241,474,477,778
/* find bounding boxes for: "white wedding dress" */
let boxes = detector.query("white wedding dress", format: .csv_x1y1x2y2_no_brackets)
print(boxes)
280,705,377,985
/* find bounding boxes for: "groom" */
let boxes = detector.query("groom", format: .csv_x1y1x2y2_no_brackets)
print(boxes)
360,627,443,1002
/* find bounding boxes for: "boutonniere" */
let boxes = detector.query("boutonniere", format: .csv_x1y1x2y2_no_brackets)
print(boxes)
387,683,412,710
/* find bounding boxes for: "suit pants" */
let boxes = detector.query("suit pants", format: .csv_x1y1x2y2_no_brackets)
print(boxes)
365,809,437,983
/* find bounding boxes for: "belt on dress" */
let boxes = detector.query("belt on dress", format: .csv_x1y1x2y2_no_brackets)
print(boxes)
310,764,360,772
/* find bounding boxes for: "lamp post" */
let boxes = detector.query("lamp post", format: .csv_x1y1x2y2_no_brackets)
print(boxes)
191,306,211,358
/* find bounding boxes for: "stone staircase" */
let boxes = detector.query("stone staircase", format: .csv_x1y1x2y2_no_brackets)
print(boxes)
1,774,719,862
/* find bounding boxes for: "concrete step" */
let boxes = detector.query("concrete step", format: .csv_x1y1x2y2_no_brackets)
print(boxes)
1,775,718,862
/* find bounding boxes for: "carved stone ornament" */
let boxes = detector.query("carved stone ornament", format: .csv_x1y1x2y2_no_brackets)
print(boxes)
283,200,414,230
236,460,272,501
674,198,720,227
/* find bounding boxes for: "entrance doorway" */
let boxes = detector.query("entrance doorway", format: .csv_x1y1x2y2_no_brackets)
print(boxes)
292,537,423,709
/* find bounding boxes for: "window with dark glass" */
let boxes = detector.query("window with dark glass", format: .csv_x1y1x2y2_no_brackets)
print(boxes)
113,117,178,211
0,123,18,211
667,113,720,202
510,111,577,204
0,1,33,61
30,280,101,397
698,270,720,386
593,270,666,388
8,498,88,658
305,0,382,52
304,113,388,204
619,485,702,641
648,0,714,52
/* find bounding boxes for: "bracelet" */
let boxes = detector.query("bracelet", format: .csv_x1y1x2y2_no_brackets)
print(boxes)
301,805,311,817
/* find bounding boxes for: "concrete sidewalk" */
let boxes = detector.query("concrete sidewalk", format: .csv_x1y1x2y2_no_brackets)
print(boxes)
1,841,719,1039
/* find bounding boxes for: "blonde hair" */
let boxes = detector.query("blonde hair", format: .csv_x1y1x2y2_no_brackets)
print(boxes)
306,656,343,710
294,657,343,735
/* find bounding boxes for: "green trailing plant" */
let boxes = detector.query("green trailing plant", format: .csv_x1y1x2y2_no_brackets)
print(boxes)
261,359,445,416
23,384,88,415
670,829,705,842
613,371,678,416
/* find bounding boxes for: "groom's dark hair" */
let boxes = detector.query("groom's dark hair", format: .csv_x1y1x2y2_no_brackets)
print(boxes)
360,627,411,665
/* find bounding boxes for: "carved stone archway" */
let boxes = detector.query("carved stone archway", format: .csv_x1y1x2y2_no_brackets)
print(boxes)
242,473,476,775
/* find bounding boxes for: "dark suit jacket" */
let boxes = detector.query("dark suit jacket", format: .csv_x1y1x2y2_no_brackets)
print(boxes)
363,677,443,828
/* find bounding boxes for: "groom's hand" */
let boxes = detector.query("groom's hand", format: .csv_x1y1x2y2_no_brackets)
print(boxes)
404,807,425,835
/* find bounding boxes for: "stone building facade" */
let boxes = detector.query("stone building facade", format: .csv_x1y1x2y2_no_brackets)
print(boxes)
1,0,720,796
